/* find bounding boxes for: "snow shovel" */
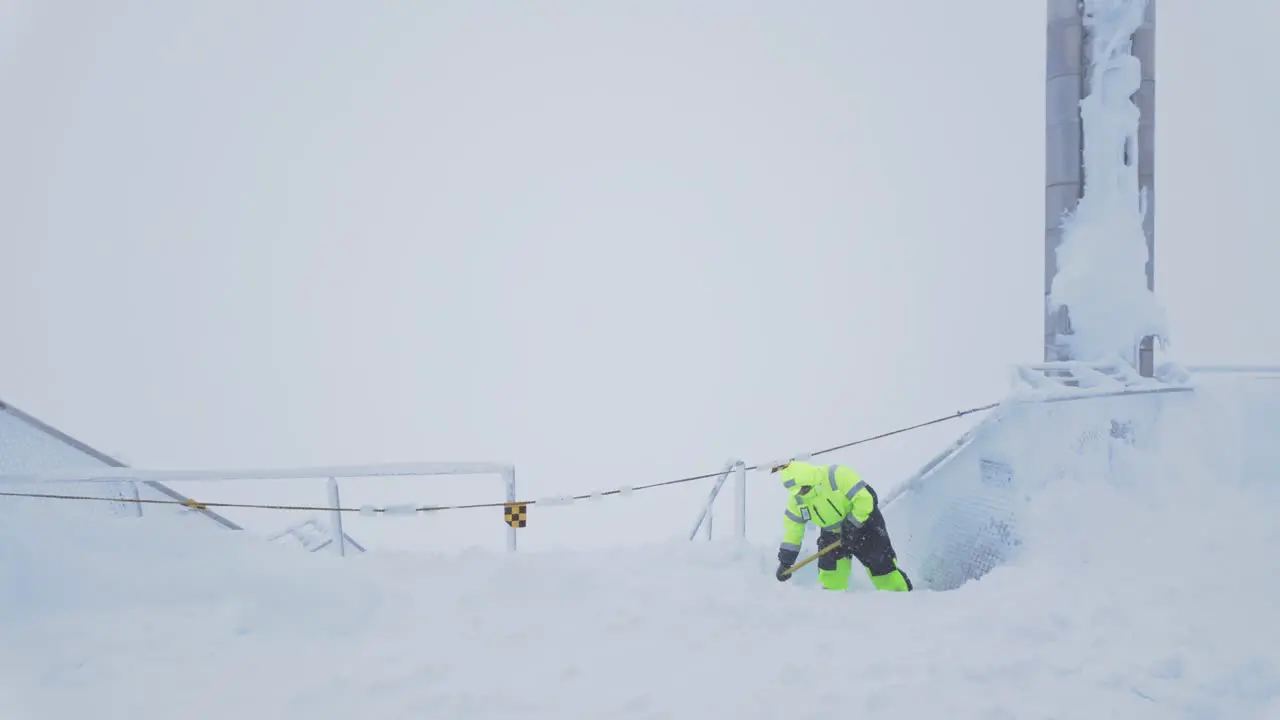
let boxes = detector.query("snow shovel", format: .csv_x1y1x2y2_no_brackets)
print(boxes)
779,540,841,578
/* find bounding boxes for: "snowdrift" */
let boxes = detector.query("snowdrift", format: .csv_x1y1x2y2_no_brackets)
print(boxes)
1,380,1278,718
886,383,1210,591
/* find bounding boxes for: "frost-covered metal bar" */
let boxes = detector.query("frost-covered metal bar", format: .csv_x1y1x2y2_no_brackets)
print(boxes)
327,477,346,557
733,462,747,539
127,481,143,517
0,461,516,485
502,466,517,552
1186,365,1280,375
688,460,742,541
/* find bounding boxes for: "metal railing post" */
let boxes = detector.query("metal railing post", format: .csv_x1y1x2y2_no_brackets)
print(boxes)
734,461,747,540
503,467,517,552
688,459,739,541
128,480,143,518
326,477,346,557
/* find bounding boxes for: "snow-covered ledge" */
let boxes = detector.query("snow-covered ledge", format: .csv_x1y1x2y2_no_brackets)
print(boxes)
1010,356,1192,400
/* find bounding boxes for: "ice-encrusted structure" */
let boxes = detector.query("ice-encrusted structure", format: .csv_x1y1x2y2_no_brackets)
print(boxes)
1049,0,1168,364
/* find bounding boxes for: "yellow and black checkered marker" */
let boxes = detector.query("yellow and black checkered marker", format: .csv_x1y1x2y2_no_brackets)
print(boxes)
504,502,528,528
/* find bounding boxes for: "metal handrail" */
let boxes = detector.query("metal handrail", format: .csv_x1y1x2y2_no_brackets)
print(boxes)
688,459,747,541
0,462,520,554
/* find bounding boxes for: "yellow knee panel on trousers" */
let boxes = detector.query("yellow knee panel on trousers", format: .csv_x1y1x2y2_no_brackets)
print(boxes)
818,557,912,592
867,569,911,592
817,557,852,590
867,559,911,592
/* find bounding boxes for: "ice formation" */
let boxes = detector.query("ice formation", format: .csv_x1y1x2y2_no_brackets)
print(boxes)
1049,0,1168,365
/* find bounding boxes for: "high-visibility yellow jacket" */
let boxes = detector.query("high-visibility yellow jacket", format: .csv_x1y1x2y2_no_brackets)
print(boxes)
777,461,876,558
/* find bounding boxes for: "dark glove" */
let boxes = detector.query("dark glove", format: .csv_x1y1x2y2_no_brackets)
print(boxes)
775,547,799,582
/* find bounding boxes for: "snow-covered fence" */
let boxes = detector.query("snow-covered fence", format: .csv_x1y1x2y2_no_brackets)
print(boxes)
0,461,520,553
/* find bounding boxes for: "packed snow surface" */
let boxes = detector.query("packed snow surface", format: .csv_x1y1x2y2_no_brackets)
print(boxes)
1,381,1278,719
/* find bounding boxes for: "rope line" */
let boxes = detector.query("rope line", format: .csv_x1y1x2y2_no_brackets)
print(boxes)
743,402,999,472
0,403,997,515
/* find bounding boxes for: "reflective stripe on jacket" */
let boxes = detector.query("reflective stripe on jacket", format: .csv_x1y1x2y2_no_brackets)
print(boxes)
778,462,875,556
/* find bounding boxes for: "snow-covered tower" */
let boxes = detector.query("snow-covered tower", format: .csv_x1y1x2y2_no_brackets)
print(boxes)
1045,0,1160,375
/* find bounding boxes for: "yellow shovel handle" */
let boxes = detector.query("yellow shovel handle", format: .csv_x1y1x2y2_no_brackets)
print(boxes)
780,540,841,577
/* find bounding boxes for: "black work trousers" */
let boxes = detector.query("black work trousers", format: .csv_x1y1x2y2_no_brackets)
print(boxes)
816,487,912,589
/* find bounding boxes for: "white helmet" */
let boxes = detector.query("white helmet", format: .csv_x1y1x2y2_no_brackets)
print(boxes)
764,452,812,474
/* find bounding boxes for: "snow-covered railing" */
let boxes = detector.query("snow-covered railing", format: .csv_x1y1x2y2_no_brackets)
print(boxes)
0,461,519,554
1184,365,1280,376
1182,364,1280,485
1011,355,1174,391
269,517,368,554
687,459,746,541
1010,357,1194,400
687,359,1197,550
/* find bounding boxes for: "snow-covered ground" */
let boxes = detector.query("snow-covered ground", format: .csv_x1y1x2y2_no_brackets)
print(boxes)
1,377,1277,719
2,1,1275,716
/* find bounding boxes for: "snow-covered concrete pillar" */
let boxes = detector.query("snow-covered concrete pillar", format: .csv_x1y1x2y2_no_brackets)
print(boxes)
1133,2,1155,377
1044,0,1085,365
1045,0,1158,374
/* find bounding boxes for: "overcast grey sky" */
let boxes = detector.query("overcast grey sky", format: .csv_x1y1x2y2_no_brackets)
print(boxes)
1,2,1277,527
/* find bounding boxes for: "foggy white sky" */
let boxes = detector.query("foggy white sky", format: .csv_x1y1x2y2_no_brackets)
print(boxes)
1,1,1277,509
